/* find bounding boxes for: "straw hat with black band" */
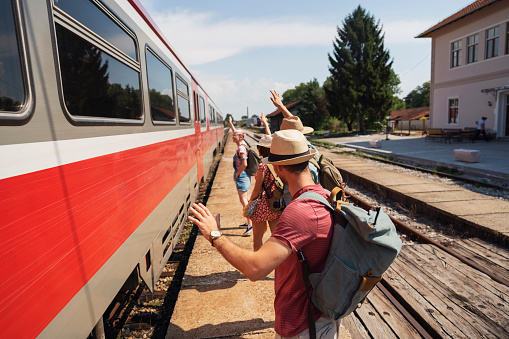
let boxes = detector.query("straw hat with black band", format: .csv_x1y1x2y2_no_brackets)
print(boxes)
279,116,314,135
256,134,272,148
262,130,316,166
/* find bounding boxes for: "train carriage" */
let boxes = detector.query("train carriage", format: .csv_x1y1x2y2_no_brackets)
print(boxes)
0,0,224,338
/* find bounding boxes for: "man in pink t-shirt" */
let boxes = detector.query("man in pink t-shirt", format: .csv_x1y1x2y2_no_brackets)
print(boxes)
189,130,340,338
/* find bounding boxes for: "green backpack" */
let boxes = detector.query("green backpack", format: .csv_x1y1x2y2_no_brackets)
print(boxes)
309,154,343,192
245,147,260,176
296,187,402,335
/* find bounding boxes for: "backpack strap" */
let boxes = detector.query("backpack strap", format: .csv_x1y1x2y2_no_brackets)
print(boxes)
296,191,333,339
297,248,317,339
266,164,284,190
296,189,348,339
297,191,333,209
309,157,319,169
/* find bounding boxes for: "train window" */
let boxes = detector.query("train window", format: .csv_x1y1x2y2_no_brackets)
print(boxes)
177,95,190,124
54,0,137,60
0,0,27,114
209,106,215,124
176,75,190,124
199,96,206,126
146,49,175,123
56,24,142,120
176,77,189,96
193,91,199,123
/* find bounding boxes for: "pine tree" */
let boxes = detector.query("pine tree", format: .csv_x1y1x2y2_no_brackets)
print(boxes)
326,6,394,134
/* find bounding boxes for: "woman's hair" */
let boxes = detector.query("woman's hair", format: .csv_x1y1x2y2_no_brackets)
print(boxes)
257,146,270,158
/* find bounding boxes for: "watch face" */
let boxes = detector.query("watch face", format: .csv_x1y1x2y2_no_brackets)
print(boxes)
210,230,221,237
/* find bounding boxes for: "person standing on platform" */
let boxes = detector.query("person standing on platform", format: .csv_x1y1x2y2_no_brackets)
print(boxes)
269,90,320,206
472,116,488,142
248,113,280,251
228,116,253,236
189,130,340,338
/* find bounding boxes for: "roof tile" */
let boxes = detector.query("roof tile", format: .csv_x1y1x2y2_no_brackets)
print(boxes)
417,0,498,37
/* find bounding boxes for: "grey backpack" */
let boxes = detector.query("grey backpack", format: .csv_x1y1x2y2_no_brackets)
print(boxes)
296,188,402,335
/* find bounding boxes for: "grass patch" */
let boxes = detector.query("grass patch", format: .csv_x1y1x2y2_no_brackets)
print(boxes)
310,140,342,149
434,166,463,176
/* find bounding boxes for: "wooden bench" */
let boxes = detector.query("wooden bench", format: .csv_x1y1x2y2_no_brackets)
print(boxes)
443,128,463,142
425,129,451,143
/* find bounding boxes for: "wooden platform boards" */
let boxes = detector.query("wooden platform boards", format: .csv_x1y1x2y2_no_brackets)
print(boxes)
344,240,509,338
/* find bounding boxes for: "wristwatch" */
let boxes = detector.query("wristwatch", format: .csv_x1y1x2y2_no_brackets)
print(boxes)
210,230,222,247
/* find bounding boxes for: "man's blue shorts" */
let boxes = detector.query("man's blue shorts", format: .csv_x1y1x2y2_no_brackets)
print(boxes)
234,171,251,192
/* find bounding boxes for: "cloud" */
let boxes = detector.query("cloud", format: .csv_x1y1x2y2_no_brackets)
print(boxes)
193,70,294,118
151,9,335,65
150,9,437,66
383,20,437,43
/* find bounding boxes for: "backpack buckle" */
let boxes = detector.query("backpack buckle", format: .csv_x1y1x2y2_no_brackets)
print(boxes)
297,249,305,262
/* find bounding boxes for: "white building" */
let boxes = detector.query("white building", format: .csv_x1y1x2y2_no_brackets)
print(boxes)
417,0,509,139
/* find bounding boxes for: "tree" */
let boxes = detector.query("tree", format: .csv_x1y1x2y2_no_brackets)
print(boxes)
404,81,430,108
282,79,328,130
388,70,405,112
324,76,356,131
298,79,329,130
282,83,308,105
224,113,233,124
327,6,394,134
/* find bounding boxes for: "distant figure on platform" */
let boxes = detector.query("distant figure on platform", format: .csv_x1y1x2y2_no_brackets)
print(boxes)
228,116,252,235
189,130,341,338
472,116,488,143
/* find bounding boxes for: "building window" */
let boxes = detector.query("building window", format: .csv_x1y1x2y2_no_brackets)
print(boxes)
505,23,509,54
448,98,459,124
467,34,478,64
486,26,499,59
451,40,462,68
146,49,175,123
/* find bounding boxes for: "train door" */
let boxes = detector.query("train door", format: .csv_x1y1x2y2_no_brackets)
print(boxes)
192,81,204,181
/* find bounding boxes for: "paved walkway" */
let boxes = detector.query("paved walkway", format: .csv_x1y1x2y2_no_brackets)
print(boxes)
319,134,509,180
166,135,350,338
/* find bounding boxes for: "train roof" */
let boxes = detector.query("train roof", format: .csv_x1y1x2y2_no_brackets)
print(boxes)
127,0,220,110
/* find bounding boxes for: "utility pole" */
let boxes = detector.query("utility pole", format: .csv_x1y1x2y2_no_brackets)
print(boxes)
247,106,249,119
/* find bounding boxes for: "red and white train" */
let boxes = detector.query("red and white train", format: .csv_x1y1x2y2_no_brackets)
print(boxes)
0,0,225,337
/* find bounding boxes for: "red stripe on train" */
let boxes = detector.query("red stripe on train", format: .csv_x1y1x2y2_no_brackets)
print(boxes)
0,135,196,338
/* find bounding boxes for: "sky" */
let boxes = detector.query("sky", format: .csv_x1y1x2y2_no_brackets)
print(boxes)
138,0,471,120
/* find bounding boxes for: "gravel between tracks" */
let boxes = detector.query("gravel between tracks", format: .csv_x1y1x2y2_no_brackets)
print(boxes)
340,151,509,201
332,149,509,245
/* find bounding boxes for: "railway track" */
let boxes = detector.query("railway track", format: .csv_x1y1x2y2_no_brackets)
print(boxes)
343,150,509,193
104,133,229,339
248,130,509,337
